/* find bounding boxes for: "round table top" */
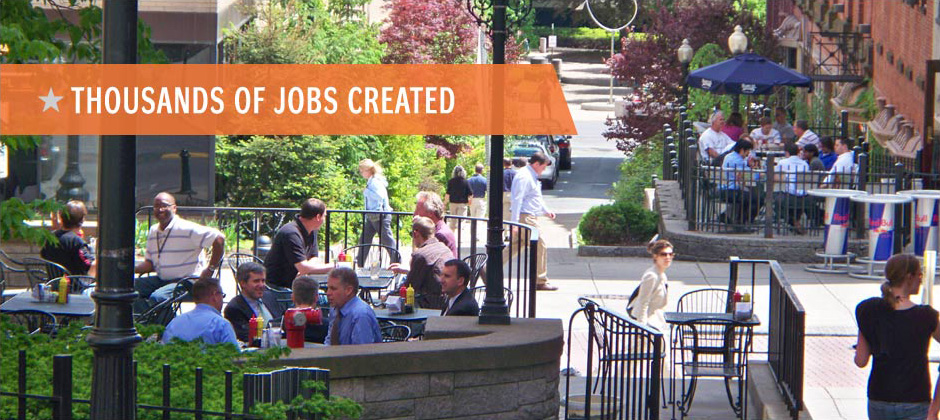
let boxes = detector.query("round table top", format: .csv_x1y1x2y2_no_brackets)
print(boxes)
808,189,868,199
898,190,940,199
850,193,913,204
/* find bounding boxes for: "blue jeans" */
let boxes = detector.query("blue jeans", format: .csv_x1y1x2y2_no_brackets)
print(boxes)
868,400,929,420
133,276,190,313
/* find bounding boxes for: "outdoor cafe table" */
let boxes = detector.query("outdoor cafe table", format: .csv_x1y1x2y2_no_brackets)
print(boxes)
1,292,95,323
849,193,913,280
665,312,760,419
897,190,940,258
373,308,440,337
805,189,868,274
311,268,397,303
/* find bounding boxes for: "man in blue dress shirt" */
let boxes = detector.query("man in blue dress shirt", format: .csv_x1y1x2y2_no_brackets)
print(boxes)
719,139,761,230
467,163,488,218
324,267,382,345
163,278,238,346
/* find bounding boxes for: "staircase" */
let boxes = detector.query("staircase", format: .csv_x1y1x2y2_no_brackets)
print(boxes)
529,47,633,111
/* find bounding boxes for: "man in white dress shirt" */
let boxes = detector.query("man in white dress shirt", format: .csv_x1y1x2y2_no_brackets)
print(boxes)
508,152,556,291
822,138,857,187
698,111,735,163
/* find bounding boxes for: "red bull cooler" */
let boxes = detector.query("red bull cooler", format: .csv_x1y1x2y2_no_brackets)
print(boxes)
898,190,940,257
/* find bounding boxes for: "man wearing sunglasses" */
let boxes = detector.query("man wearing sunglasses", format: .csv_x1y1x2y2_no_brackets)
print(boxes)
163,278,238,346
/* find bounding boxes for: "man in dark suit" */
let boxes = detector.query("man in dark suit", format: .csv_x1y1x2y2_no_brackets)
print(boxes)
440,259,479,316
223,262,286,342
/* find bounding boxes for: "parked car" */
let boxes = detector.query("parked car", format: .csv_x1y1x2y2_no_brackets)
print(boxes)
511,141,559,189
555,135,571,170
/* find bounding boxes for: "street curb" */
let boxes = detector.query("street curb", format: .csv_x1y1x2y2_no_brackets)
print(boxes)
577,245,648,257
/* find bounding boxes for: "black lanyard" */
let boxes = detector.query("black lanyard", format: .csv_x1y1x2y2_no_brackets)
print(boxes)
156,226,173,259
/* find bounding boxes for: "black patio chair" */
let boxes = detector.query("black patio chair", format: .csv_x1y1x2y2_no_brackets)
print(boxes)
227,252,265,294
470,285,513,310
341,244,401,270
381,324,411,342
6,309,58,336
134,282,190,326
21,258,70,289
461,253,487,288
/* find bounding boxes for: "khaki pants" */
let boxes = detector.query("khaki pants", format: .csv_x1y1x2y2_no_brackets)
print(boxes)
470,197,486,218
448,203,468,230
503,213,548,285
502,192,512,221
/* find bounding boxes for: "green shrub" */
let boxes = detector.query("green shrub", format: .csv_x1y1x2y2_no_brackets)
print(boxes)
610,133,663,204
578,200,658,246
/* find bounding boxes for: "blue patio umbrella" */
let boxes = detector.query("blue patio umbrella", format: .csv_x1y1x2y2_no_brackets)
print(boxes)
686,53,813,95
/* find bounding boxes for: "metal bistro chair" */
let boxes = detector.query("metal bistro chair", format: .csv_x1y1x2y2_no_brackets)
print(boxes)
46,276,95,294
577,297,668,409
227,252,265,294
342,244,401,303
22,258,70,289
6,309,58,336
380,324,411,342
672,317,752,419
134,281,190,326
471,285,513,310
462,253,487,288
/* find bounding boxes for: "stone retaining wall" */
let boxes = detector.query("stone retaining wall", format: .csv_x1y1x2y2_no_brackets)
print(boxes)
271,317,563,420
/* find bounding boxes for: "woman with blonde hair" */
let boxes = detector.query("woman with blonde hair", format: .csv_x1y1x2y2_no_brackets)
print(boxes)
855,254,940,419
357,159,397,267
627,239,674,332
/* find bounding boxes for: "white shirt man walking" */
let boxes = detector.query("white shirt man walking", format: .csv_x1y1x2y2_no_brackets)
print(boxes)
508,152,556,291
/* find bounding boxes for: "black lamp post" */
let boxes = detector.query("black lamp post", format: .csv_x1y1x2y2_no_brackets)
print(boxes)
464,0,531,325
56,136,89,202
727,25,747,113
677,38,694,109
86,1,142,419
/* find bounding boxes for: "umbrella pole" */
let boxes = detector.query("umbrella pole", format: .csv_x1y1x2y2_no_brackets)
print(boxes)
609,30,616,104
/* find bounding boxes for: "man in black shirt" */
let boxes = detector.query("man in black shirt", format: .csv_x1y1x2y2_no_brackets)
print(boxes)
264,198,333,288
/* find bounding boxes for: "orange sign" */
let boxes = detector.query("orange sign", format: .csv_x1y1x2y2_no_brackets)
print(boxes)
0,64,576,136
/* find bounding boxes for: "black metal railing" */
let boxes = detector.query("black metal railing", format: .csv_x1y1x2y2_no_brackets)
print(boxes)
564,301,663,420
135,206,540,318
727,259,805,420
0,350,329,419
679,147,913,238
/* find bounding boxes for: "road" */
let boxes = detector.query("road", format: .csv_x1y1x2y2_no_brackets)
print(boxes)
539,105,624,248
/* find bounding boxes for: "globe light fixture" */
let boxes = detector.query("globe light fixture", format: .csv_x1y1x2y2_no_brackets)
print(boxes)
677,38,694,64
728,25,748,55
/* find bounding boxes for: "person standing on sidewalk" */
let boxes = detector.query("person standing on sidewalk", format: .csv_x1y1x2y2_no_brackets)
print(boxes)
508,152,556,291
627,240,674,333
357,159,397,267
445,165,472,231
854,254,940,420
467,163,488,218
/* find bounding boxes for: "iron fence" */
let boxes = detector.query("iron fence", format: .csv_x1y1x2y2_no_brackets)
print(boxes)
135,206,540,318
0,350,329,420
727,259,806,420
563,300,663,420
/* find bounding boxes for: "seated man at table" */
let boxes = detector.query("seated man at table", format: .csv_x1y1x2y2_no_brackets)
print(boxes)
774,142,813,234
41,200,96,276
163,278,238,346
325,267,382,345
290,275,330,343
224,262,286,342
719,139,762,229
821,137,857,187
388,216,452,309
414,191,457,257
264,198,333,288
134,192,225,313
440,259,479,316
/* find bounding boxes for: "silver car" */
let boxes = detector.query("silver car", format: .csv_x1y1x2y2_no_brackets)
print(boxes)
511,141,559,189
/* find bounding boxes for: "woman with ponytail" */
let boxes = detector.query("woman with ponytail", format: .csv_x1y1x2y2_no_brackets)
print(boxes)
855,254,940,419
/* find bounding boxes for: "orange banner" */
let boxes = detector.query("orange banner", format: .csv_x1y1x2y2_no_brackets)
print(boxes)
0,64,576,136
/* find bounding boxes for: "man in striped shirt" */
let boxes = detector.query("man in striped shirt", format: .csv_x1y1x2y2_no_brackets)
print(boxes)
134,192,225,313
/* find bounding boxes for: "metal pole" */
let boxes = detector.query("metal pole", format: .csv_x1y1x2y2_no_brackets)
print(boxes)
87,1,143,418
56,136,89,202
480,0,509,325
609,31,615,104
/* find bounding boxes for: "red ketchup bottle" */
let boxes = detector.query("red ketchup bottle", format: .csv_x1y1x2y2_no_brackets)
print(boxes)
248,316,258,346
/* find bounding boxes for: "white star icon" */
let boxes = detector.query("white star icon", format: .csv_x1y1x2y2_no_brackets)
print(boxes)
39,88,63,112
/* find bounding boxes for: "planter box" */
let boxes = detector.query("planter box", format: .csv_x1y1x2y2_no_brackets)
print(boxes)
578,245,649,258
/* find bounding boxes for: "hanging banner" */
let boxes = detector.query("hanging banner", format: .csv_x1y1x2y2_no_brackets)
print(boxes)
0,64,576,136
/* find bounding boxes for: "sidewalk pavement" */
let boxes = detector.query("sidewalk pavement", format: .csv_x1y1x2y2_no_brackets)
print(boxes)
537,248,940,420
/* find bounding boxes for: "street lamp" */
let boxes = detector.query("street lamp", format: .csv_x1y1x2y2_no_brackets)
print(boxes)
727,25,748,112
464,0,531,325
677,39,694,107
